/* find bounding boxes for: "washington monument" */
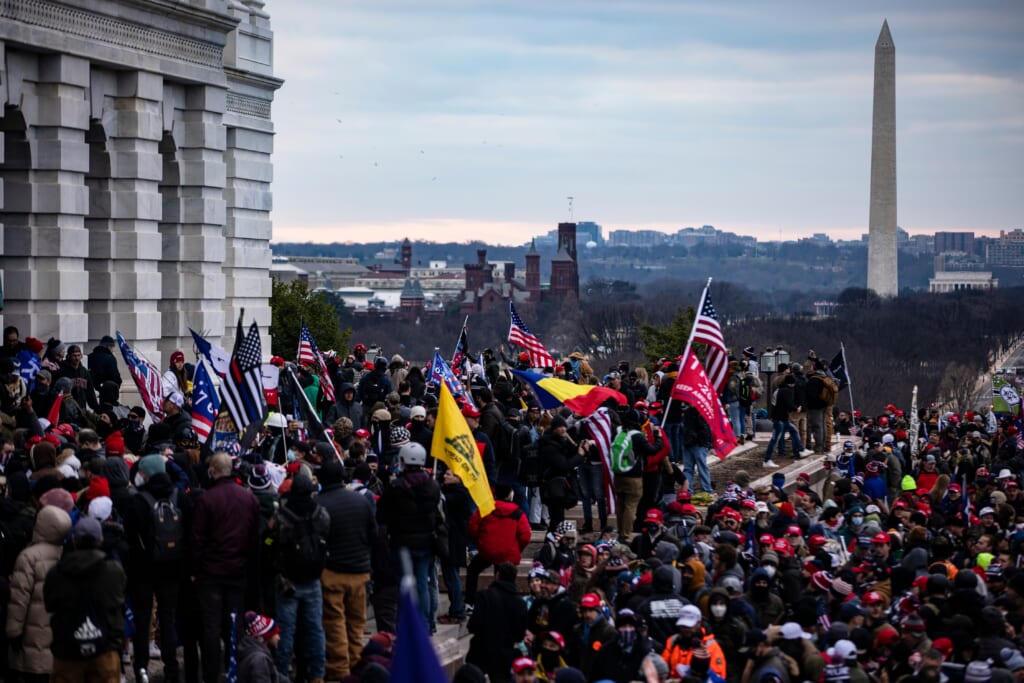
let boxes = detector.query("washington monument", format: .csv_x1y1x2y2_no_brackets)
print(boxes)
867,20,898,297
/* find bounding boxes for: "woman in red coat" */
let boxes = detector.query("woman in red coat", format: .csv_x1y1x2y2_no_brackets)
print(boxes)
464,484,532,607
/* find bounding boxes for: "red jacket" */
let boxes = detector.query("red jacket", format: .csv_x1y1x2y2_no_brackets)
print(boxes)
468,500,531,565
644,422,670,473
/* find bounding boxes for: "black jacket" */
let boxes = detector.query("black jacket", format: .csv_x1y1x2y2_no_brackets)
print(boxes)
318,482,376,573
466,578,528,673
87,345,122,389
44,547,126,659
771,385,798,421
377,469,441,553
123,472,193,579
591,632,654,683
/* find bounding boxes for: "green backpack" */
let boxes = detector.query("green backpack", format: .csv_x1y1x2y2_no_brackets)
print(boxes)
611,429,641,474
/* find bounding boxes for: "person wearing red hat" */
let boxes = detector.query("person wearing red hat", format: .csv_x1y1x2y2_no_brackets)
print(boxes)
535,630,569,680
630,508,680,560
237,611,280,681
573,593,617,679
510,657,538,683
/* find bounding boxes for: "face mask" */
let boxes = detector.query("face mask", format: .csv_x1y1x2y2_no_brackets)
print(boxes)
710,604,727,618
617,628,637,651
762,565,777,578
852,516,864,526
645,525,660,536
134,472,146,488
286,449,296,463
540,651,560,671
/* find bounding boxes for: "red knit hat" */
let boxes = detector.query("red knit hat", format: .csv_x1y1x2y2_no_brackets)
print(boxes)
245,611,279,641
105,431,126,456
87,477,111,502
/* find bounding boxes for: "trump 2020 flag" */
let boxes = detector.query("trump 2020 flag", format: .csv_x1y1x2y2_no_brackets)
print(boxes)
429,351,475,408
670,349,738,460
116,332,165,423
191,360,220,442
432,382,495,516
391,575,448,683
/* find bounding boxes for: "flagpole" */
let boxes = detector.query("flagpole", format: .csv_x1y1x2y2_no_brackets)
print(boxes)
664,277,712,419
451,315,469,364
842,342,855,418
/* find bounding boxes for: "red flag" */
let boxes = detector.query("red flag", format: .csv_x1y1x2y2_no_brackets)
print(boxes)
670,349,738,460
47,394,63,426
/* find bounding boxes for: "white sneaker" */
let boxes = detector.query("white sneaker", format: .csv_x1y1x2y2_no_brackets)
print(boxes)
799,449,814,457
149,641,161,658
763,460,779,468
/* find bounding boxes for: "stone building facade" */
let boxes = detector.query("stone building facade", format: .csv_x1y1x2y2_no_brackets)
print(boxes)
0,0,281,365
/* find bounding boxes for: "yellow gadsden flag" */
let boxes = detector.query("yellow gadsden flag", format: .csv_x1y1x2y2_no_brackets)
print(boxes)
431,382,495,517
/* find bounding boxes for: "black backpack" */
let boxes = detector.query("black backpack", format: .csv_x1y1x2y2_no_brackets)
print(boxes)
361,372,386,407
139,489,184,564
50,566,113,660
518,436,542,486
275,503,330,583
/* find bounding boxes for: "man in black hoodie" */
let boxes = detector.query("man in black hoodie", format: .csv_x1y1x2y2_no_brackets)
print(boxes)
123,454,192,683
324,383,363,428
466,562,528,683
87,335,122,389
44,517,126,681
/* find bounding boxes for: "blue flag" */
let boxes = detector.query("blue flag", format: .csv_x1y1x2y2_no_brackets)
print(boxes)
428,352,475,407
391,577,448,683
189,328,230,379
191,360,220,442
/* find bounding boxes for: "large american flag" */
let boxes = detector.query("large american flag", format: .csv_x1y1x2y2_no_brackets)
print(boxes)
221,317,266,431
508,302,555,369
297,322,335,403
692,287,728,395
116,332,165,423
584,407,617,514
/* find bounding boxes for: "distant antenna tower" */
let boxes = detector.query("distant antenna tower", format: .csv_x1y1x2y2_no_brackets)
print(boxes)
567,196,574,221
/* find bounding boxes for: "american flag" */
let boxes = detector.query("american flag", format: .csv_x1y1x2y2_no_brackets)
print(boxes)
297,322,336,403
451,325,469,372
191,360,220,442
691,286,729,395
221,317,266,431
116,332,165,422
508,302,555,369
584,407,617,514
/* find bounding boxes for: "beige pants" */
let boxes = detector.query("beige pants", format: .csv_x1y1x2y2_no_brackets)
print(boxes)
322,569,371,679
615,476,644,537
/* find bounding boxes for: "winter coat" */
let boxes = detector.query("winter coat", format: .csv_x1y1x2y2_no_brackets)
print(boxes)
771,385,798,421
122,472,193,579
319,482,377,574
442,480,473,568
466,578,528,674
236,633,281,682
377,469,441,553
56,361,98,411
5,506,72,674
87,345,122,389
324,383,364,429
468,499,531,565
191,475,260,578
43,545,126,661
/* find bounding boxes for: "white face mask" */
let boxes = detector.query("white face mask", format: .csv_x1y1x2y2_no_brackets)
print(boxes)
133,472,146,488
710,604,728,618
762,565,777,578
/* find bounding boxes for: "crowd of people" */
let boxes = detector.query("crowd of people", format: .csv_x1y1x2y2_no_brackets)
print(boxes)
2,325,1024,683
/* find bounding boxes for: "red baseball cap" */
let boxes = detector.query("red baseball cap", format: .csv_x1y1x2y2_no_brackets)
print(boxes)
580,593,602,609
872,532,891,544
512,657,537,674
461,404,481,418
759,533,775,546
772,538,793,556
644,509,664,524
741,499,757,510
786,525,802,536
808,534,827,549
542,631,565,649
676,490,692,502
862,591,884,605
680,504,698,516
875,628,900,647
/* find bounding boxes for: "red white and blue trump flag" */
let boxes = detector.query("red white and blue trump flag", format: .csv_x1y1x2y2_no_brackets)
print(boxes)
116,332,165,423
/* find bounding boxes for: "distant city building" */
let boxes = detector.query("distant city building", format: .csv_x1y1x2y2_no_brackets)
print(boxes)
934,231,975,255
986,229,1024,267
813,301,839,318
608,229,667,247
928,271,998,293
576,221,604,246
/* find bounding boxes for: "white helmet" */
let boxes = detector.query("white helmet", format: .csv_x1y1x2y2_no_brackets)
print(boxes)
265,412,288,429
399,442,427,466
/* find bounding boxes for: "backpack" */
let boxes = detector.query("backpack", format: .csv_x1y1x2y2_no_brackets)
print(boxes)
611,429,641,474
738,375,757,406
275,504,330,583
361,372,386,407
518,437,542,486
818,376,839,404
139,489,184,564
50,566,114,660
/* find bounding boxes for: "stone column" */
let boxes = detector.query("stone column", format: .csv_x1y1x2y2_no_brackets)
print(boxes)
87,70,164,355
1,53,91,343
159,84,227,357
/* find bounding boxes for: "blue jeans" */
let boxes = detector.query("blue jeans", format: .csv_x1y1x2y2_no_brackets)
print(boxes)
665,422,686,464
578,461,607,528
683,445,713,493
727,401,744,439
765,419,805,461
275,579,326,679
440,557,464,618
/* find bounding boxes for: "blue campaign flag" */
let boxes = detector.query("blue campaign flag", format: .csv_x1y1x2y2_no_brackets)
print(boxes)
391,577,448,683
191,360,220,442
189,328,231,378
428,352,475,408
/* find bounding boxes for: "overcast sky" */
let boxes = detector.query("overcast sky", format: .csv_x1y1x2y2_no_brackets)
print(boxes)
268,1,1024,245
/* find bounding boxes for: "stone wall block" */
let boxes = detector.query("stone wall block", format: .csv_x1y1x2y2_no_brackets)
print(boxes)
226,128,274,154
181,196,226,225
2,179,33,212
225,214,272,241
113,109,163,141
185,85,227,115
227,243,272,270
179,159,227,188
39,54,90,88
225,183,272,212
225,152,272,183
109,149,162,181
33,182,89,215
35,138,90,172
30,94,90,130
116,71,163,102
182,121,226,150
110,190,162,220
